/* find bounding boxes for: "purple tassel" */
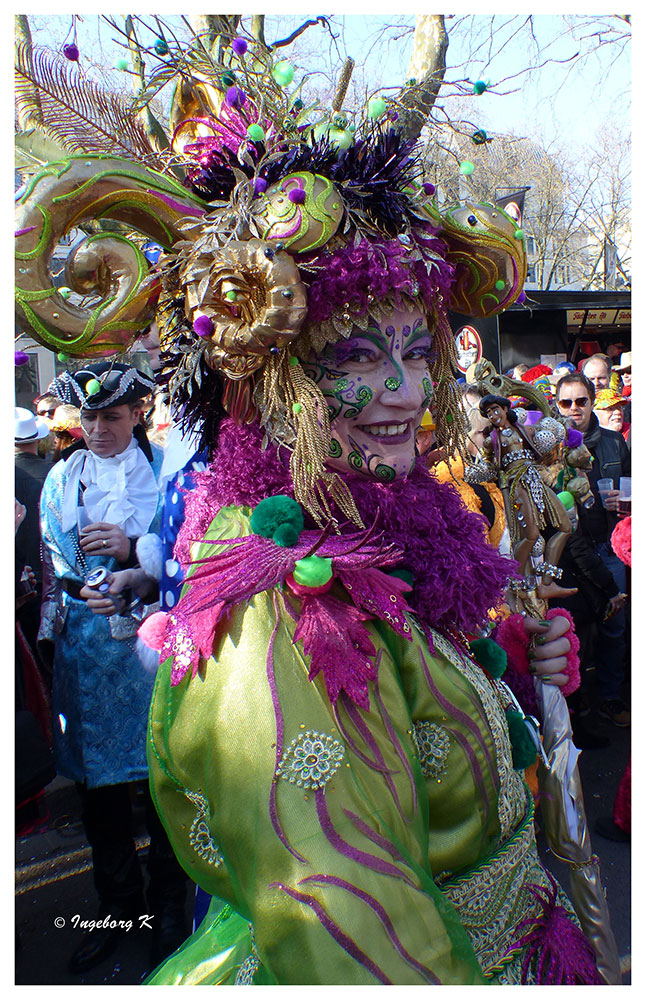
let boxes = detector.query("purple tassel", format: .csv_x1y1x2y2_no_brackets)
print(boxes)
510,874,603,984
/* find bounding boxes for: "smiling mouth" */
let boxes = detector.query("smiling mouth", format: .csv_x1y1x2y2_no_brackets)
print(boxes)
358,422,411,442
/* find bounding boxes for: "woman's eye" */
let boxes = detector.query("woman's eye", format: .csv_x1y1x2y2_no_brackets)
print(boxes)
337,348,377,365
404,345,434,361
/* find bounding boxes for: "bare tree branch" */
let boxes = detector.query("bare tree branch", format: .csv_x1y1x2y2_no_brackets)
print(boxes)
271,16,333,50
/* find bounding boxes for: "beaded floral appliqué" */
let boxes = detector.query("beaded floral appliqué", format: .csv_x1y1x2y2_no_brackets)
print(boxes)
235,924,260,985
276,730,345,790
185,790,223,866
413,721,452,779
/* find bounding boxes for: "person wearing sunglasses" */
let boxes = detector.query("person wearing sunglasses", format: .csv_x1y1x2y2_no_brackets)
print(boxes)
555,373,631,730
34,392,62,427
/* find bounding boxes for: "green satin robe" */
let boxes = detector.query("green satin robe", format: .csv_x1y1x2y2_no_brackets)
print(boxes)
146,506,558,985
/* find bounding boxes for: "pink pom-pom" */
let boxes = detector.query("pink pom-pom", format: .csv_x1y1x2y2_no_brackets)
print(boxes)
288,188,306,204
137,611,169,651
611,515,631,567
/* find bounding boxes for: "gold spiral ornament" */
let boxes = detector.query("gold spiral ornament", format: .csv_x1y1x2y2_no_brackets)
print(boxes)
15,155,207,357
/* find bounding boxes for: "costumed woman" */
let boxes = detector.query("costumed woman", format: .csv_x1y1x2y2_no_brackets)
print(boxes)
15,33,619,985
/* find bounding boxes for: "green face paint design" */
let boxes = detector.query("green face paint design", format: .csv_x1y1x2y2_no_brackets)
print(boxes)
306,307,434,481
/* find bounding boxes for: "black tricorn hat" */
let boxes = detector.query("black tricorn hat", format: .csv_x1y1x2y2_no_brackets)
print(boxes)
48,362,155,410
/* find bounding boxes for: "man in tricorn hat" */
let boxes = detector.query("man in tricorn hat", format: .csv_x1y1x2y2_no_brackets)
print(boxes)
38,362,187,974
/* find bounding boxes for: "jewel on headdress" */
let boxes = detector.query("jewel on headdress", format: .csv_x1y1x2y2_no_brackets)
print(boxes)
225,86,246,109
154,38,169,55
272,60,295,87
367,96,387,119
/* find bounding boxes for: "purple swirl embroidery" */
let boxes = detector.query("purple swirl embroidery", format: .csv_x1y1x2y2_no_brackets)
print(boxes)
339,694,404,812
315,789,417,888
267,593,307,864
373,671,418,816
269,881,391,984
299,873,440,984
341,809,410,865
418,647,493,826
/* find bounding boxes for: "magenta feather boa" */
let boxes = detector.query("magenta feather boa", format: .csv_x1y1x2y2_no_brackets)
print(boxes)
175,419,515,635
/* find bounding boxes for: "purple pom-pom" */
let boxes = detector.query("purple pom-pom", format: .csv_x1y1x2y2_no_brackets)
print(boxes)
288,188,306,204
565,427,583,448
517,290,527,303
225,86,246,109
254,177,268,195
423,182,436,196
232,37,248,55
15,350,30,366
193,315,214,339
388,110,399,122
63,43,79,61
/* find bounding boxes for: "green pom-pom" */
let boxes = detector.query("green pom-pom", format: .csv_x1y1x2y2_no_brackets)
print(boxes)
387,568,414,588
505,709,538,770
250,495,304,546
367,96,386,119
514,229,524,240
494,279,505,291
115,58,129,71
288,355,299,366
292,402,302,414
273,523,300,547
272,60,294,86
57,352,69,362
557,490,575,510
469,638,507,678
293,554,333,587
459,161,475,176
86,378,101,396
246,123,265,142
473,80,487,95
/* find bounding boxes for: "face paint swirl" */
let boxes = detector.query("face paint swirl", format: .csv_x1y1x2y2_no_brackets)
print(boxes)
305,307,434,480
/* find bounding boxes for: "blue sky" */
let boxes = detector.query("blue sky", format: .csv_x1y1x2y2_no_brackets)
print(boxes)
21,12,630,158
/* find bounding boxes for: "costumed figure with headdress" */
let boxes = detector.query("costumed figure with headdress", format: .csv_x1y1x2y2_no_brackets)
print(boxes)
474,393,572,591
15,28,619,985
35,363,189,972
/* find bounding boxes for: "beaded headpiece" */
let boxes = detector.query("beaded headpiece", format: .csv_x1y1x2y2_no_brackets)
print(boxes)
15,28,527,525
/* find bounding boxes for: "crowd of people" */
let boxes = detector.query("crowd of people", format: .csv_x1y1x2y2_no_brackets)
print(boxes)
14,41,629,984
15,340,631,982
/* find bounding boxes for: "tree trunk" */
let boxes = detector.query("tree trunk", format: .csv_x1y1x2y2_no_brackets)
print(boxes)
396,15,448,143
124,16,171,154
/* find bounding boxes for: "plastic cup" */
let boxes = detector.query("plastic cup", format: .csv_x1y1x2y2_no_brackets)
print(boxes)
618,477,631,517
597,478,613,509
619,477,631,499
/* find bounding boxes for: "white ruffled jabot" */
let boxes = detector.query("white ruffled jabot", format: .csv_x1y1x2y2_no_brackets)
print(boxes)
61,438,159,537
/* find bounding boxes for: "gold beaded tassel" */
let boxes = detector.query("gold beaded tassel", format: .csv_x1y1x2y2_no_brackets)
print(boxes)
430,312,471,467
259,353,364,529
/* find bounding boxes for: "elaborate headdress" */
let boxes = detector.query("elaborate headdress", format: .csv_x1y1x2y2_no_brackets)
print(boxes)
15,28,527,526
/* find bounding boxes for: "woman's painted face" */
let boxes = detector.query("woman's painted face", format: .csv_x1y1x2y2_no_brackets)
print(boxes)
304,307,434,481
